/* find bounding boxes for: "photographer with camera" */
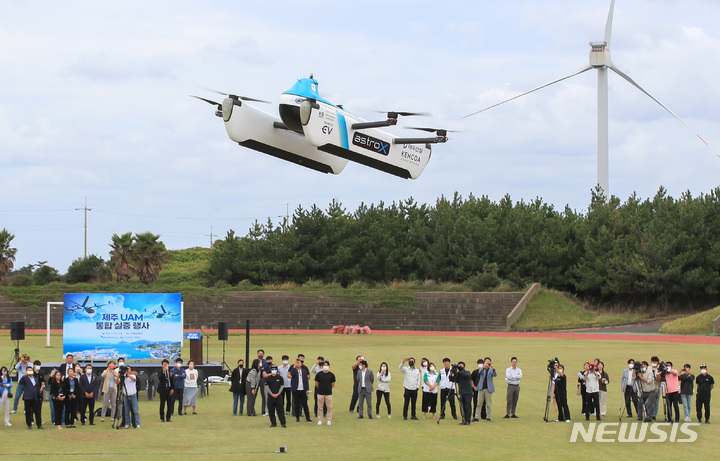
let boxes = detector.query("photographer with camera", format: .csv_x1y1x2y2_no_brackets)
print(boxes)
620,359,639,418
553,363,571,422
11,354,30,414
474,357,497,422
119,364,140,428
583,362,601,421
663,361,680,422
450,362,473,425
637,361,656,422
650,356,662,420
100,361,117,423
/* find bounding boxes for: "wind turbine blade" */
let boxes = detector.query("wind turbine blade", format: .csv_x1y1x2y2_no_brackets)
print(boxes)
464,65,593,118
604,0,616,45
609,65,709,146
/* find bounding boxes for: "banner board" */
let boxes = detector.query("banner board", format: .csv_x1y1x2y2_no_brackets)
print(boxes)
63,293,182,360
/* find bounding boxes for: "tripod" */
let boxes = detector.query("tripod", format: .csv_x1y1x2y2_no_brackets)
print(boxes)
112,372,137,429
221,340,230,371
8,340,20,373
618,389,626,421
543,373,554,422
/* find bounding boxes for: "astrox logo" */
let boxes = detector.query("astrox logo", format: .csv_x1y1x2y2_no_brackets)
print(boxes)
353,132,390,155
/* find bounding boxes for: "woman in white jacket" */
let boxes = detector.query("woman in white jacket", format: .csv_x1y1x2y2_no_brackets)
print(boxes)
375,362,391,418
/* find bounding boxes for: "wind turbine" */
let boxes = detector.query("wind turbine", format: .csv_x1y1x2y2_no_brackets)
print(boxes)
465,0,708,196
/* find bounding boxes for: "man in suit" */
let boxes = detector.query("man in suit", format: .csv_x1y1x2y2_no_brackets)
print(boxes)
19,360,44,429
474,357,497,422
58,354,76,379
78,364,97,425
289,358,312,423
357,360,374,419
157,359,175,422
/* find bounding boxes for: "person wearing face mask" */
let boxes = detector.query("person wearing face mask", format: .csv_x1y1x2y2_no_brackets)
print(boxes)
19,360,44,429
398,357,421,420
695,364,714,424
375,362,391,418
100,361,117,423
553,363,571,422
78,364,96,426
278,355,293,417
246,359,261,416
229,359,247,416
0,366,12,426
157,359,175,422
422,362,440,420
260,355,276,417
678,364,694,422
310,356,326,418
314,361,335,425
120,365,140,428
265,365,286,428
439,358,458,421
650,356,662,420
661,361,679,422
471,358,487,421
637,361,656,422
64,367,80,428
620,359,639,419
183,360,199,415
12,354,30,414
171,359,186,416
356,360,374,419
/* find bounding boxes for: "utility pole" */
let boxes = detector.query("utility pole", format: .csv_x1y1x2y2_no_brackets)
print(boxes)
76,197,92,258
206,226,216,247
278,203,290,232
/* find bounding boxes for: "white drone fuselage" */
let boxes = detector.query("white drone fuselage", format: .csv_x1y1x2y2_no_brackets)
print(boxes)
218,77,434,179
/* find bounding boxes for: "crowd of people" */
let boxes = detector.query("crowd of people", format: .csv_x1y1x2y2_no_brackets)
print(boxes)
549,357,714,424
0,350,713,430
227,350,524,427
0,353,201,430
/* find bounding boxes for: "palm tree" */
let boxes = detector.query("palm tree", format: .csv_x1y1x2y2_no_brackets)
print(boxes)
109,232,135,282
0,228,17,281
133,232,166,284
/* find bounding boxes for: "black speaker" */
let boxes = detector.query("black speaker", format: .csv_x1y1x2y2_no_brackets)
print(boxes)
218,321,229,341
11,321,25,341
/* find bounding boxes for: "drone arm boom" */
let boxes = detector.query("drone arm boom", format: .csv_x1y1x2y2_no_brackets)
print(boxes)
393,136,446,145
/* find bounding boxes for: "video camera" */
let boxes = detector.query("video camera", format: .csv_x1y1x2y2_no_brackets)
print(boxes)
547,357,559,375
118,365,129,379
657,361,668,379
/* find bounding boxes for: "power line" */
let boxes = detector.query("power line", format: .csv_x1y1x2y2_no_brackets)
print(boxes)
76,197,92,259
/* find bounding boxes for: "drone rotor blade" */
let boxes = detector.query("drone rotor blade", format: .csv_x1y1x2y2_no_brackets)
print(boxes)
609,65,708,146
463,65,594,118
191,95,221,106
374,110,431,117
203,89,270,104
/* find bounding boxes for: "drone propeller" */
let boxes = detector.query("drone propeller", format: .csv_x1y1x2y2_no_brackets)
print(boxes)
405,126,460,137
374,110,431,119
191,95,222,106
204,89,270,104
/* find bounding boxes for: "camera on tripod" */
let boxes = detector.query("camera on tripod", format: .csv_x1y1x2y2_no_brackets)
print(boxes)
547,357,559,375
118,365,129,380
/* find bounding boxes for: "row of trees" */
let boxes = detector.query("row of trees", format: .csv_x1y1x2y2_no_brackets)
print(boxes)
0,230,166,285
208,187,720,309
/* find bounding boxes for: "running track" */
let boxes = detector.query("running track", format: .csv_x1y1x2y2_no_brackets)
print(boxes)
25,329,720,345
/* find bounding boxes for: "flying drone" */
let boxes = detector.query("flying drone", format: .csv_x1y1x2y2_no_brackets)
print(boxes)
193,75,452,179
65,295,105,314
153,305,179,319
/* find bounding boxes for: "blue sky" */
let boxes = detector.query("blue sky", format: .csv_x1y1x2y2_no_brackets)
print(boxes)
2,1,719,272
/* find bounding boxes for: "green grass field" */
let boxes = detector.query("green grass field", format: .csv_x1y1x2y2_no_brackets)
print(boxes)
2,332,718,457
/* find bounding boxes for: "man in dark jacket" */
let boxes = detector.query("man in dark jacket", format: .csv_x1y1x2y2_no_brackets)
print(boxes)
158,359,175,422
453,362,473,425
19,362,44,429
78,364,97,425
229,359,247,416
695,364,714,424
265,366,286,428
